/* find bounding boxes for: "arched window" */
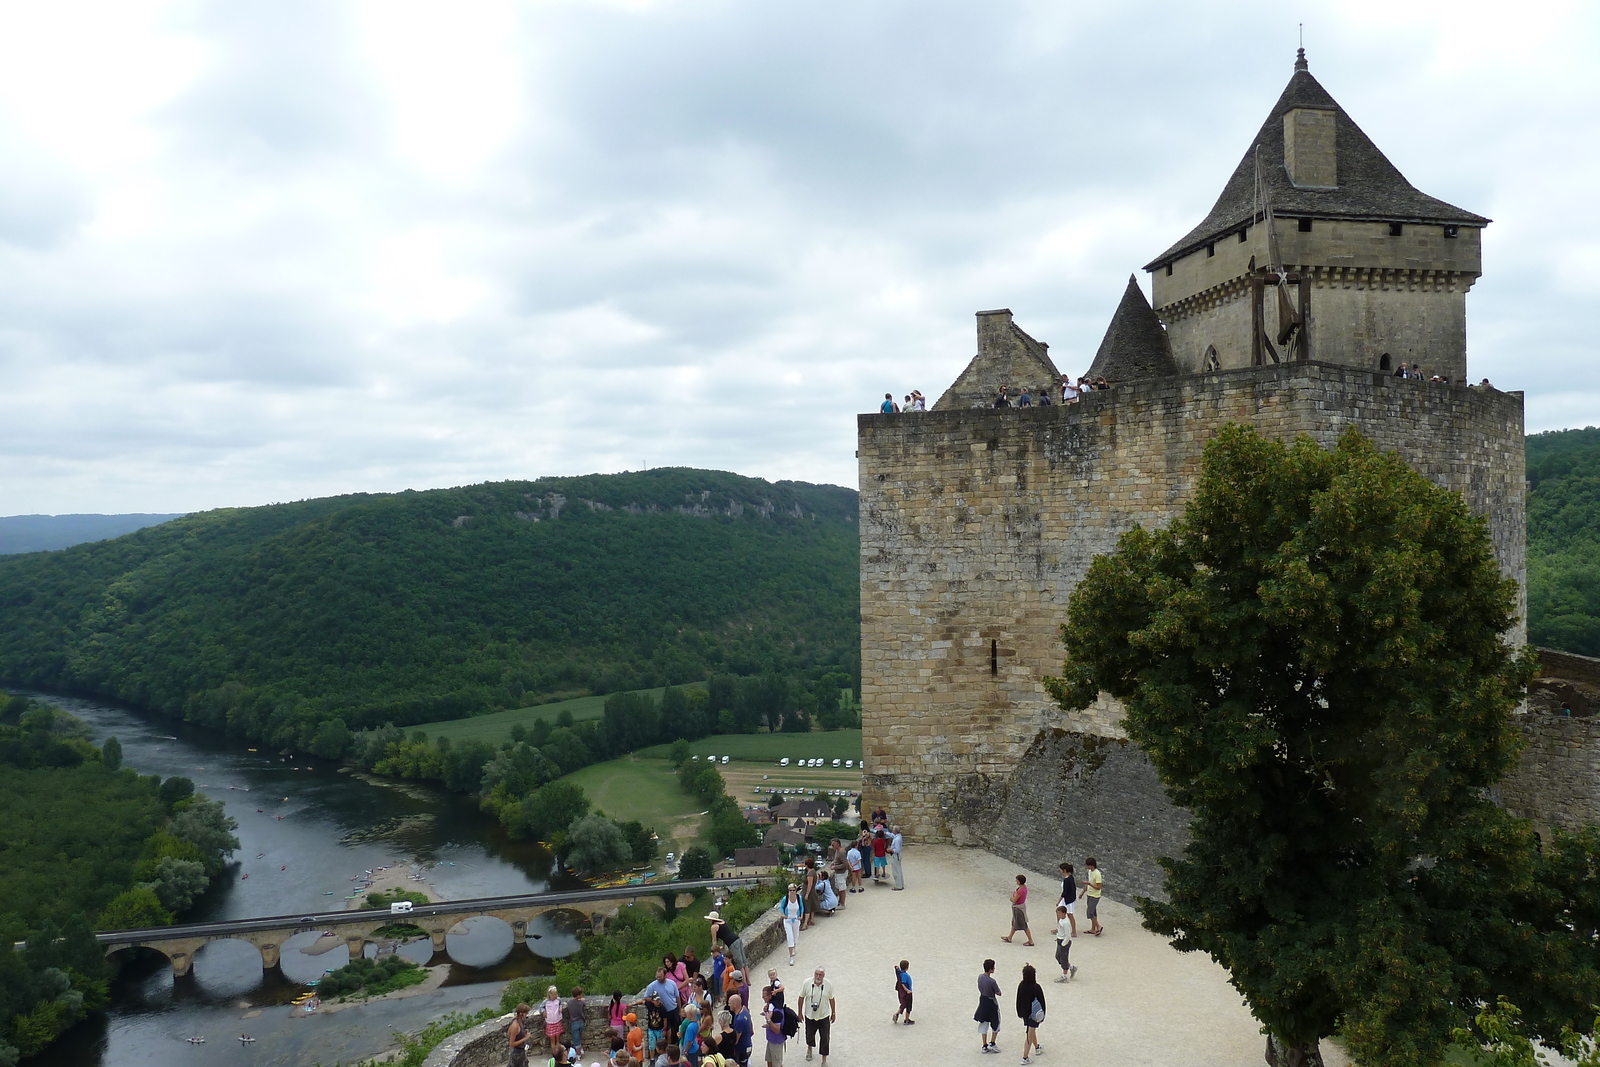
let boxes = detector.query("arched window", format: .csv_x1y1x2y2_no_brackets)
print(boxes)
1203,346,1220,373
1379,353,1392,371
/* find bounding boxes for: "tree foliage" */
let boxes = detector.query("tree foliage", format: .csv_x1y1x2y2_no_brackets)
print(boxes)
1047,426,1598,1067
1527,427,1600,656
564,814,634,874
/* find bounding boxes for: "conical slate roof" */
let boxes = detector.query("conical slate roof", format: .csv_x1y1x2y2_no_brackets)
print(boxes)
1086,276,1178,382
1145,50,1488,270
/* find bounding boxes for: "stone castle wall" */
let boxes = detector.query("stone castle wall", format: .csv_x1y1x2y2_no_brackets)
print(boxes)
858,361,1524,899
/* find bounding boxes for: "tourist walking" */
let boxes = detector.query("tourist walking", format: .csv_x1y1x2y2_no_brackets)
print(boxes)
1079,858,1104,936
1001,874,1034,946
709,910,749,972
974,959,1001,1055
888,825,905,890
1057,862,1078,938
798,966,835,1066
508,1003,533,1067
1016,964,1046,1065
890,960,914,1024
1052,906,1077,982
780,884,804,965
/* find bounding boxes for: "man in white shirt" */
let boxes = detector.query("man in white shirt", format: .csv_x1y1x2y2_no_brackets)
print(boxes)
799,967,836,1066
845,844,863,893
888,826,905,890
1061,376,1080,404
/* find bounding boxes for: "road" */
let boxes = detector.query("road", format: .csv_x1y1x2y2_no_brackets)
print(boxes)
93,877,758,943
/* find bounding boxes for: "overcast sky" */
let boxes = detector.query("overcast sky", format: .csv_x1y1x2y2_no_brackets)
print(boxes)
1,0,1595,515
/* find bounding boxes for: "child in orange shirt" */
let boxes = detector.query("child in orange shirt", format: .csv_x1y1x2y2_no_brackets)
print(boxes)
624,1012,645,1064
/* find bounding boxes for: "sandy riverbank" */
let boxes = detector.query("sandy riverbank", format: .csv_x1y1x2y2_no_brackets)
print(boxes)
340,859,448,912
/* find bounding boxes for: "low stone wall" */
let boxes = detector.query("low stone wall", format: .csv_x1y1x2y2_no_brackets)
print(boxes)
430,906,786,1067
1530,647,1600,718
1498,713,1600,834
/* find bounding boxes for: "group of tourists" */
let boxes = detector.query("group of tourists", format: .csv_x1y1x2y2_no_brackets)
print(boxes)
991,374,1112,409
879,391,927,413
1394,362,1497,389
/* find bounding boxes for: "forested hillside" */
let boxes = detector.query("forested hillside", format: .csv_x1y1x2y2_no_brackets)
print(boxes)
0,469,859,750
1528,427,1600,657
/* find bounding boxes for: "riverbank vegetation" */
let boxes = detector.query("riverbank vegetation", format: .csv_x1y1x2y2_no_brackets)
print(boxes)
0,469,860,754
1528,426,1600,656
0,693,240,1063
317,955,429,1000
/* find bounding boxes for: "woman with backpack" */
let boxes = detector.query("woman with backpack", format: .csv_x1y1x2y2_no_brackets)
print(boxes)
1015,964,1046,1065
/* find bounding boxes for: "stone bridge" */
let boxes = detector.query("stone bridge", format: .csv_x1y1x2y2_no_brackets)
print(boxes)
94,878,756,976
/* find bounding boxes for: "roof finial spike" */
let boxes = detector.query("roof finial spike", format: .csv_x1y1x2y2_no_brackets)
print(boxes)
1295,25,1308,72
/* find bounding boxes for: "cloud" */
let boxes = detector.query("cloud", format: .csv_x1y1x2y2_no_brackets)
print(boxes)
0,0,1595,514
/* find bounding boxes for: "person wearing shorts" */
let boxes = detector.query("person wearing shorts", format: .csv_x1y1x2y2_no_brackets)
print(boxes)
1080,857,1104,936
891,960,913,1024
872,830,889,881
974,959,1001,1054
1057,862,1078,938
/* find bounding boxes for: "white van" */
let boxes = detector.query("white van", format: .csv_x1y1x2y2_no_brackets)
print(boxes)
390,901,414,914
721,755,730,764
831,758,841,767
779,758,790,766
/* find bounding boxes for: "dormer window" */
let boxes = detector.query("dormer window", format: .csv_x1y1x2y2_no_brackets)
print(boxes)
1297,217,1313,233
1443,225,1458,238
1388,222,1404,237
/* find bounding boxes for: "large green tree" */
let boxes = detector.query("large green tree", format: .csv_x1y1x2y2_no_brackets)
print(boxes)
1047,425,1600,1067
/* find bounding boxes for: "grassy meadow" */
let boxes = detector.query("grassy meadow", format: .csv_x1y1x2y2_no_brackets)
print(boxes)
558,755,710,852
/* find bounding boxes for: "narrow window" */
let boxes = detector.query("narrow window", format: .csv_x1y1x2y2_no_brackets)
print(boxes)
990,640,998,676
1204,346,1220,372
1165,263,1173,276
1238,227,1248,242
1206,242,1216,258
1443,225,1458,239
1379,353,1392,371
1297,217,1313,233
1388,222,1404,237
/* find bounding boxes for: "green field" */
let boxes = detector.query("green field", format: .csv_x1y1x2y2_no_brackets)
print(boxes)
413,684,704,744
558,756,709,851
637,730,862,764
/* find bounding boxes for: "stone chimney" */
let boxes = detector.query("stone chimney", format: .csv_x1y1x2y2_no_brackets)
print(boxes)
1283,108,1337,189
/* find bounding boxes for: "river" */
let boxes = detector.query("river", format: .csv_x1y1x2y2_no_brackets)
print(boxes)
19,690,586,1067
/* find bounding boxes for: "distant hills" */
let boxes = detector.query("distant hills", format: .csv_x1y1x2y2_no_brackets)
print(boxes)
0,513,185,554
1527,427,1600,657
0,469,859,745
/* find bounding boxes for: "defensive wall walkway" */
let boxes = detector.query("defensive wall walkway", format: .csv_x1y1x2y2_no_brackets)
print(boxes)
90,878,758,976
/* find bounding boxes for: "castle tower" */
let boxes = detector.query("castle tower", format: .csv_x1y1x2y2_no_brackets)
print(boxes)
856,52,1524,900
1146,50,1487,380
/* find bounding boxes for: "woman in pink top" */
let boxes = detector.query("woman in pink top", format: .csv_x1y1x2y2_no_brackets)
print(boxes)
1001,873,1035,946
